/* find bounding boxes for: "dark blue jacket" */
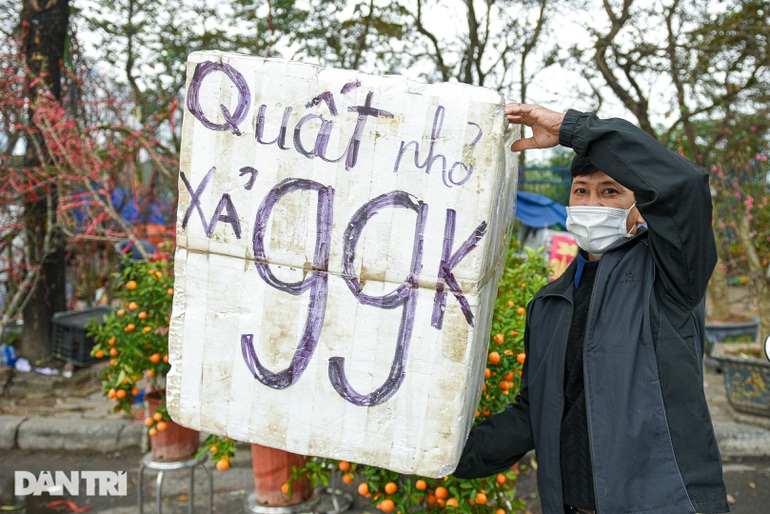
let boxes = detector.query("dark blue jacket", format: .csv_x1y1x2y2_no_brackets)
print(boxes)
455,110,729,513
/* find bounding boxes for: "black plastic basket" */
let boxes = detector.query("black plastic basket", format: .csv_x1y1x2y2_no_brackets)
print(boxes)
51,307,114,366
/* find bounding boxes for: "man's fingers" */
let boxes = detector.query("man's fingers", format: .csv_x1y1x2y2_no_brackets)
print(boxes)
505,102,564,151
505,102,530,116
510,138,538,153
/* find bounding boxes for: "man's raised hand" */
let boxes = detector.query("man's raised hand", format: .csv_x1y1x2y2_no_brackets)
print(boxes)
505,103,565,152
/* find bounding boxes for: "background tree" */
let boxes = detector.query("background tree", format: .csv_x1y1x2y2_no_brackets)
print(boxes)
565,0,769,327
565,0,769,161
223,0,412,73
77,0,247,149
0,41,178,340
411,0,564,166
17,0,70,361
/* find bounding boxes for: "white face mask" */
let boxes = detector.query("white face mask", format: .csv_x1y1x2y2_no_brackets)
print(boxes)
566,203,637,257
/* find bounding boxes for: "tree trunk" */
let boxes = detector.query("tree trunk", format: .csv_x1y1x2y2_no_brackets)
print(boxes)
756,273,770,345
706,252,732,322
736,211,770,340
19,0,70,362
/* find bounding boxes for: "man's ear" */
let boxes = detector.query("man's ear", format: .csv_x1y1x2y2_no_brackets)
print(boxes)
628,197,645,234
633,206,646,226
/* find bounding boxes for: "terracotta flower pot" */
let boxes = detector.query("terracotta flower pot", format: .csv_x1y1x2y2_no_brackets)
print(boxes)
145,390,200,462
251,444,312,506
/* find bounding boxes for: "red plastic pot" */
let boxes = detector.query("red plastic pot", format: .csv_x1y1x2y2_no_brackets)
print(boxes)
145,390,200,462
251,444,312,506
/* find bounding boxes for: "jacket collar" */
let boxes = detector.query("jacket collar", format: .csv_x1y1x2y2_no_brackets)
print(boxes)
540,228,649,296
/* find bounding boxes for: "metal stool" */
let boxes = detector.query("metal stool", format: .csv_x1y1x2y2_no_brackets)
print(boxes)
137,452,213,514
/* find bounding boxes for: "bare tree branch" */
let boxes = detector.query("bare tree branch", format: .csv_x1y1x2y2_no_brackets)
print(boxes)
415,0,449,82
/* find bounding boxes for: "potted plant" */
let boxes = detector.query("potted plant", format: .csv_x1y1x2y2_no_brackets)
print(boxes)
201,241,549,513
713,342,770,418
705,122,769,353
87,248,200,462
198,436,318,509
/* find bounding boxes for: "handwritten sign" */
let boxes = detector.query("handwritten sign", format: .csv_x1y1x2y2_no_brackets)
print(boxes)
167,51,518,477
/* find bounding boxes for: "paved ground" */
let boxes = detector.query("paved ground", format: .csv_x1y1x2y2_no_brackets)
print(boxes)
1,280,769,512
1,358,769,512
0,446,362,513
0,449,768,513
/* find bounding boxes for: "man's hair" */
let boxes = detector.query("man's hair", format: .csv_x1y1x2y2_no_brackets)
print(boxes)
570,155,600,178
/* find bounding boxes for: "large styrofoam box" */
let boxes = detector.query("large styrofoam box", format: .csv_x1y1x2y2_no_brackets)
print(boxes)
168,50,519,478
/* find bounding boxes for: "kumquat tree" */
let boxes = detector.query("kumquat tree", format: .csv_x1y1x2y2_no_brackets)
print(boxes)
203,242,551,513
86,251,175,432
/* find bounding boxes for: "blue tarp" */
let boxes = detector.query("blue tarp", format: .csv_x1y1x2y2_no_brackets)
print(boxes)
72,186,169,228
515,191,567,228
110,187,168,225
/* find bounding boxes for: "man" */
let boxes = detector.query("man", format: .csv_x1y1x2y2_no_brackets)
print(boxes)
454,104,729,514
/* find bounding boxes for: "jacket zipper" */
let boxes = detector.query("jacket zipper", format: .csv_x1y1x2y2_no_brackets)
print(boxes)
539,288,572,511
583,258,602,513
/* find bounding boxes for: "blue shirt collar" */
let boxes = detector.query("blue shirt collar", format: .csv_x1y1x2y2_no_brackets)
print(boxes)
573,250,594,288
